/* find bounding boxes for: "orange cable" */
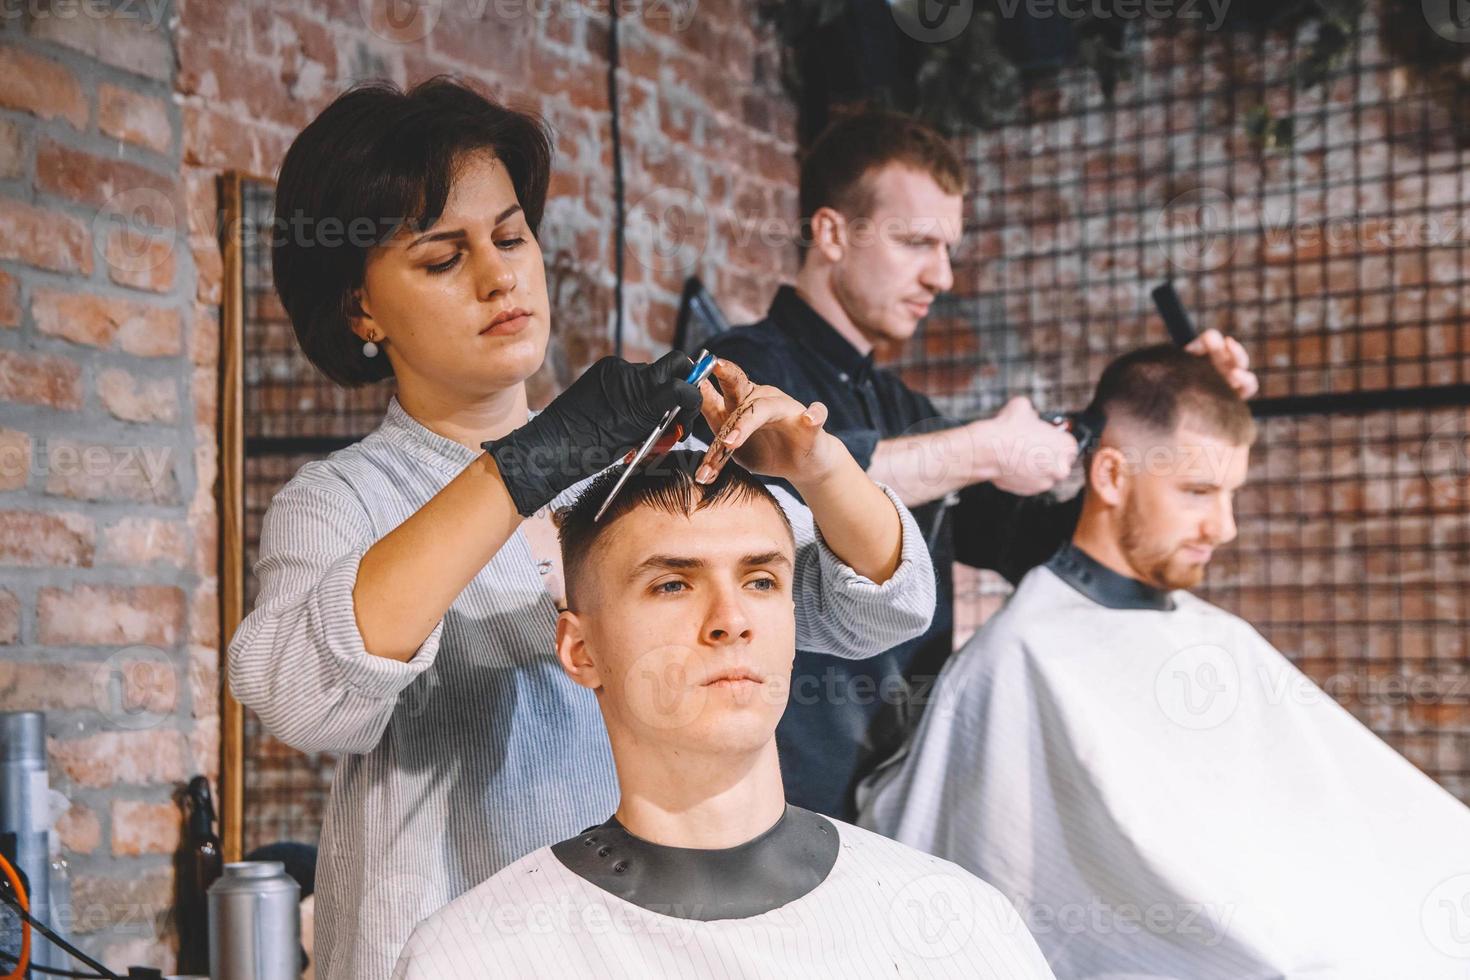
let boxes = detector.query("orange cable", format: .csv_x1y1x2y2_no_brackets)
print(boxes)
0,850,29,980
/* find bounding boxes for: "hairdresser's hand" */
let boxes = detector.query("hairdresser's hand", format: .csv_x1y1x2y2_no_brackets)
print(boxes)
484,351,703,516
1186,329,1259,399
969,396,1079,496
695,358,845,489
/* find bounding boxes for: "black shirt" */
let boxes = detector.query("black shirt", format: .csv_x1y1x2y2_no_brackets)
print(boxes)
702,286,1083,819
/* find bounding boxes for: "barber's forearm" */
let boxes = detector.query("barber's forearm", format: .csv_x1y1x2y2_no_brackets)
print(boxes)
866,423,999,508
354,453,523,661
790,450,904,583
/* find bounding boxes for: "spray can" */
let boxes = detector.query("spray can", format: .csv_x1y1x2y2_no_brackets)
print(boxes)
0,711,56,969
207,861,300,980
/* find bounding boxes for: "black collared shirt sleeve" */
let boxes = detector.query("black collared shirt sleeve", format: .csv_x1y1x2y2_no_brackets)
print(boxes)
829,427,883,472
949,481,1084,586
902,385,1084,584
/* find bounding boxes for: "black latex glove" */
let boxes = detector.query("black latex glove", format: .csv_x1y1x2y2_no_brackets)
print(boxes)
483,350,703,516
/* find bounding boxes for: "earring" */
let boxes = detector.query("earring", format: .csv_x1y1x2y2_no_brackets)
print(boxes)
362,338,379,358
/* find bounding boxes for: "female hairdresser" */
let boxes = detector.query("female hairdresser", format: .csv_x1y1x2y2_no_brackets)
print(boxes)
227,77,935,980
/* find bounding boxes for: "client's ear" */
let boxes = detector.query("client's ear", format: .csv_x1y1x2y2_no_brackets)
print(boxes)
555,611,602,691
1087,445,1129,507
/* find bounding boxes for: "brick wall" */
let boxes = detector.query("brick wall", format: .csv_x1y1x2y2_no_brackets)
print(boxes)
0,0,207,967
2,0,798,968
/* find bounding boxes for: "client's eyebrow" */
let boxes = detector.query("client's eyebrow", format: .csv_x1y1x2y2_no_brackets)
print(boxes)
634,555,704,575
631,551,794,577
408,204,523,248
740,551,792,570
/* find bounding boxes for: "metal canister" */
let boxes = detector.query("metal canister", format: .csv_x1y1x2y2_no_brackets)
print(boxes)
207,861,300,980
0,711,55,968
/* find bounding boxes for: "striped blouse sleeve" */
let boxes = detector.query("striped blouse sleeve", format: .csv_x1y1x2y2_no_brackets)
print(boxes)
768,480,936,659
226,472,445,755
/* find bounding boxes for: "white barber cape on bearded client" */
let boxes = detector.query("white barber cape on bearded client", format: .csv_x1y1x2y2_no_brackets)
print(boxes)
391,813,1056,979
857,543,1470,980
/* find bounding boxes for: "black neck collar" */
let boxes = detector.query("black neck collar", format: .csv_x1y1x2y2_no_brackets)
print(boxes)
1046,540,1177,611
550,805,840,920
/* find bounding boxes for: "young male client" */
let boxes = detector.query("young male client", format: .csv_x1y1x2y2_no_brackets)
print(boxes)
393,453,1055,978
858,345,1470,979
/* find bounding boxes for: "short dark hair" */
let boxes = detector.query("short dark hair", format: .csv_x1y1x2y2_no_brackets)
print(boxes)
1087,344,1256,445
271,76,553,387
555,451,793,610
798,107,965,254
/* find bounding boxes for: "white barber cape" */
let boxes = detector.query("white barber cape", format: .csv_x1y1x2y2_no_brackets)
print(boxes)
857,553,1470,980
392,817,1055,979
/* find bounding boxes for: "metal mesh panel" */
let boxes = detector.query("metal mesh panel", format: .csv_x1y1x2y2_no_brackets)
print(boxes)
238,178,393,852
890,17,1470,801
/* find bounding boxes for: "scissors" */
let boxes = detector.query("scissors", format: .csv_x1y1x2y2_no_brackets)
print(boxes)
594,349,719,522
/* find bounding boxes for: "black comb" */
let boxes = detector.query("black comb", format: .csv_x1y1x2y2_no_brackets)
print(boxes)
1151,281,1200,347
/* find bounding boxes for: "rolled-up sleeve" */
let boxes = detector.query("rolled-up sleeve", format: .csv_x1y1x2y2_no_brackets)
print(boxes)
227,475,444,755
766,480,936,658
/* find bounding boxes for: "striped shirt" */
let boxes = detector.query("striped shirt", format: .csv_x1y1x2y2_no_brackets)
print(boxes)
227,396,936,980
390,818,1056,979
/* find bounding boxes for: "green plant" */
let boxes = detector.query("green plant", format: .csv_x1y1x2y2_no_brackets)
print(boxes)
760,0,1371,142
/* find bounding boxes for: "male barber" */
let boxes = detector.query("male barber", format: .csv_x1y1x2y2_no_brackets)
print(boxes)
703,108,1259,819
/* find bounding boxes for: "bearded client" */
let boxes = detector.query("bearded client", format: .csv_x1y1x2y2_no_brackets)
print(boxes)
858,345,1470,979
